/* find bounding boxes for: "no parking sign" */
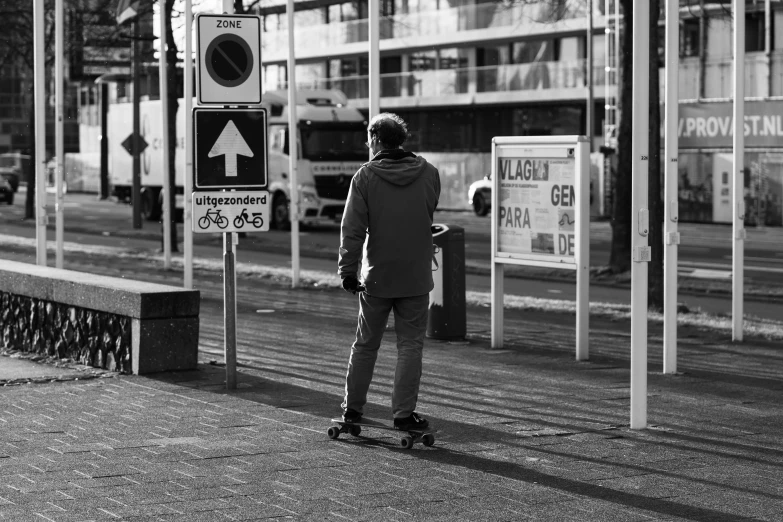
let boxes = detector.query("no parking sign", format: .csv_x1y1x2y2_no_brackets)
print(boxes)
196,13,262,105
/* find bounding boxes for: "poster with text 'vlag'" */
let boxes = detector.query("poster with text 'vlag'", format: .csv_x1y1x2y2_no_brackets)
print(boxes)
495,146,576,266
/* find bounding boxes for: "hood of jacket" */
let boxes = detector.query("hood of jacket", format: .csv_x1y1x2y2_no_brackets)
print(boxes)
364,149,428,186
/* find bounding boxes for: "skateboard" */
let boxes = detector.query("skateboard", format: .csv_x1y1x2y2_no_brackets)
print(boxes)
327,418,437,449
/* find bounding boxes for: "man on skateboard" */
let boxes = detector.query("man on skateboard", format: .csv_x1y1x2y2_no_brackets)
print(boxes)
338,113,441,431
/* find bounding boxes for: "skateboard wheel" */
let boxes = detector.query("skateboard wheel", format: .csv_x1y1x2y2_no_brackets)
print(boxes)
349,425,362,437
327,426,341,439
422,434,435,447
400,436,414,449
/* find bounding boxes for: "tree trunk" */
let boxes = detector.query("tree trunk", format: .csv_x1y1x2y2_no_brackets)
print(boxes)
100,83,110,199
698,0,706,99
609,0,633,273
165,0,179,252
648,0,664,311
234,0,245,13
25,101,36,220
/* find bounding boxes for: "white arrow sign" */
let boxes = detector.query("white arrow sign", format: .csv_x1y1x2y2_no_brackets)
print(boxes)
208,120,254,177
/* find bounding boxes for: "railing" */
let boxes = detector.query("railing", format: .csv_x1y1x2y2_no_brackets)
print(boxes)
272,59,607,100
669,53,771,99
475,61,602,93
262,2,594,54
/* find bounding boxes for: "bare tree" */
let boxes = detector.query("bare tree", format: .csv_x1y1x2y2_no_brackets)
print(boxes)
648,0,663,311
163,0,179,252
0,0,129,219
0,0,55,219
608,0,633,273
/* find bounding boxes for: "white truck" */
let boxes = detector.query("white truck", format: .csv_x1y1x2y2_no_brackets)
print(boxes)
108,89,367,228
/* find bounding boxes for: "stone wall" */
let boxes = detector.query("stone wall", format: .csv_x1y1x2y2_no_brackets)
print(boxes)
0,291,131,373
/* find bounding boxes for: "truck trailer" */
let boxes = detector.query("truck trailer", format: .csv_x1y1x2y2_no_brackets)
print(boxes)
108,89,367,229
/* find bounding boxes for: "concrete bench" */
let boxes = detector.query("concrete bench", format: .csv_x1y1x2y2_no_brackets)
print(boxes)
0,260,199,375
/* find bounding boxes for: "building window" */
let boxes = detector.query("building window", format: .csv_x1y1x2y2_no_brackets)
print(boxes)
746,12,765,53
295,8,326,27
477,45,510,67
410,50,437,71
264,64,286,91
438,48,468,69
681,19,700,57
296,62,326,89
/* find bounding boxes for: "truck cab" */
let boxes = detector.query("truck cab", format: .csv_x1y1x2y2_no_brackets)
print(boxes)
262,90,367,229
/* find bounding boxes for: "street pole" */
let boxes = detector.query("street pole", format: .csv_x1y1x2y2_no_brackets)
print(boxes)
630,0,650,430
55,0,64,269
221,0,237,389
220,0,237,390
159,1,172,269
132,18,142,230
732,0,745,341
184,0,194,289
586,0,593,151
287,0,301,288
223,231,237,389
369,0,380,125
663,0,680,374
33,0,47,266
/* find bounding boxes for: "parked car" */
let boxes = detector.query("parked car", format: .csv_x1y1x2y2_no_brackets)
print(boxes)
0,177,13,205
0,152,31,192
468,173,491,216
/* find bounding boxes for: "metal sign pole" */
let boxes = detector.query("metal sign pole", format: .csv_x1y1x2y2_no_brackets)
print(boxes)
575,139,590,361
223,0,237,390
55,0,64,269
663,0,680,374
224,230,237,389
732,0,746,341
33,0,47,266
159,2,172,269
184,0,193,289
287,0,300,288
630,0,650,430
132,18,142,230
490,139,503,349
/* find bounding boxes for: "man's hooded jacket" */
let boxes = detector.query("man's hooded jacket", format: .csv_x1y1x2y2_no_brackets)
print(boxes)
338,149,441,298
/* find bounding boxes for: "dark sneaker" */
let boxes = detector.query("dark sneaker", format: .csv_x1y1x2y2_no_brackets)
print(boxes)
394,412,429,431
342,409,362,423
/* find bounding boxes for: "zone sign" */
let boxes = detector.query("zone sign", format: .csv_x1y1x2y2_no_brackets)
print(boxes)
196,13,262,105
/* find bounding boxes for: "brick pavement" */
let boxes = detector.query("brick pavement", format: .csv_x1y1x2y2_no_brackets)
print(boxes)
1,248,782,521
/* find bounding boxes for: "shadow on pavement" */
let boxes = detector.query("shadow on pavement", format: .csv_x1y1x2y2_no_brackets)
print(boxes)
144,362,767,521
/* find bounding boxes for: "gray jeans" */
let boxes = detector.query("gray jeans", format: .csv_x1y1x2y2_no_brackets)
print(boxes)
342,293,429,419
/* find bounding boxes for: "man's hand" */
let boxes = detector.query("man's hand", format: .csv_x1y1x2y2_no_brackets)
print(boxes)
342,275,365,295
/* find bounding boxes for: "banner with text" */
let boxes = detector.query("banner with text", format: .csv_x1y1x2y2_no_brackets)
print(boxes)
679,101,783,149
495,149,577,265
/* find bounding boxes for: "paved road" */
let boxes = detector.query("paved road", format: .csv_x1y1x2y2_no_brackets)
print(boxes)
4,189,783,281
7,189,783,283
3,190,783,321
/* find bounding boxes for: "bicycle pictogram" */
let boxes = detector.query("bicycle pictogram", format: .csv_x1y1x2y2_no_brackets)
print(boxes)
233,208,265,229
198,208,229,229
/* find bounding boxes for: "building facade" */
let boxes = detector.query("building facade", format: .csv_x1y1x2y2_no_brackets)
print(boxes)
249,0,782,225
69,0,783,226
254,0,610,210
670,3,783,227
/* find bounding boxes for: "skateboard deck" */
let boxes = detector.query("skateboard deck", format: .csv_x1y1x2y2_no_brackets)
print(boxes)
327,418,437,449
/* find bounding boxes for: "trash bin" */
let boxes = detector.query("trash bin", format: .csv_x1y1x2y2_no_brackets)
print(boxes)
427,224,466,341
